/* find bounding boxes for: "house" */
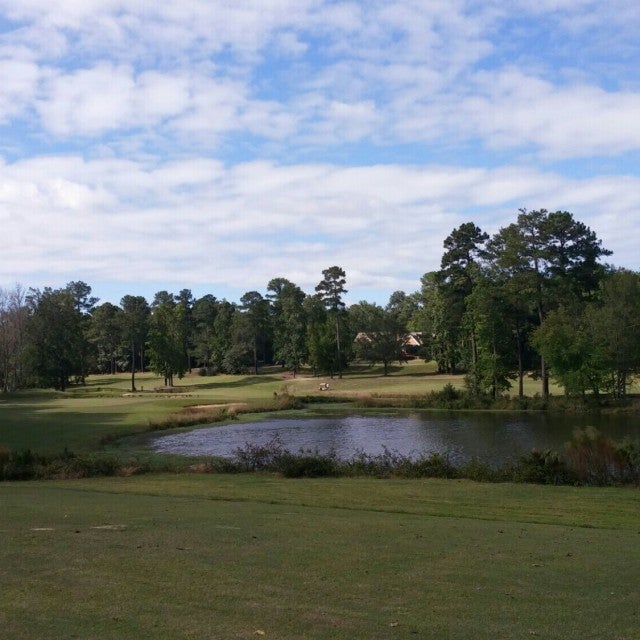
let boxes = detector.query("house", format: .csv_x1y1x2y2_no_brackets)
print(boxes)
354,331,423,359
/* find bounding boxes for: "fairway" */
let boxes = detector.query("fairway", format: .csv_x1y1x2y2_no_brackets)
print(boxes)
2,475,639,640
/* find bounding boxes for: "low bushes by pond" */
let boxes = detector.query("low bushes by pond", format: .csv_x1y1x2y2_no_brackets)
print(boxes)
3,427,638,485
354,384,640,412
215,427,640,485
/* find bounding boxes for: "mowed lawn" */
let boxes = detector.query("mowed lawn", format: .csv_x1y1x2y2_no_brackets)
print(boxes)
0,372,288,454
2,474,639,640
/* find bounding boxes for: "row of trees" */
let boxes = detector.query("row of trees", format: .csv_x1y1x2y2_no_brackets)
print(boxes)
0,267,352,392
1,209,639,398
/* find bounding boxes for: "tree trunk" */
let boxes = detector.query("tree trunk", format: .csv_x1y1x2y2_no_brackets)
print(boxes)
130,341,136,392
516,329,524,398
253,336,258,375
541,355,549,398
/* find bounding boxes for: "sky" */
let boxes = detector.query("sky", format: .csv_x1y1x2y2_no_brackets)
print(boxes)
1,0,639,306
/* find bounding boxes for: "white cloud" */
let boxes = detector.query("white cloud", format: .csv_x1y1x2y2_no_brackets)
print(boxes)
1,156,637,300
0,59,39,122
1,1,638,159
0,2,638,302
462,71,640,158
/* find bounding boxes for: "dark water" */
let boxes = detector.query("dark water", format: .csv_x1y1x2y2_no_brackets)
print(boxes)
151,412,640,466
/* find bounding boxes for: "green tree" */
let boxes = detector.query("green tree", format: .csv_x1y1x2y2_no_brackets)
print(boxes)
175,289,196,372
304,295,334,377
412,272,452,372
0,285,28,392
89,302,123,374
191,294,218,371
487,209,610,397
267,278,307,376
348,301,386,334
315,266,348,378
223,311,254,374
148,299,187,386
120,295,150,392
25,287,85,391
587,270,640,398
211,300,236,372
65,281,98,384
435,222,488,374
465,275,518,398
532,305,607,398
386,290,419,329
239,291,271,375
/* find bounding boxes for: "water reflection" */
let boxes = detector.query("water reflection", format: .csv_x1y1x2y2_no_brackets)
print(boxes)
151,412,640,466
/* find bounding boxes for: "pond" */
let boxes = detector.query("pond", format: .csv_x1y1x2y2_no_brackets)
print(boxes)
151,411,640,466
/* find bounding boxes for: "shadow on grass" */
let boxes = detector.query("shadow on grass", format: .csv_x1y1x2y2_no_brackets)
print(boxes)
0,407,136,455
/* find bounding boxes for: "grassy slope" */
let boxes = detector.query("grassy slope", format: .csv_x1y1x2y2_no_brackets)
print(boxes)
2,475,639,640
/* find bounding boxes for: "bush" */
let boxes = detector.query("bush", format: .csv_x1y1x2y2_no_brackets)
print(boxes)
564,427,640,485
2,449,44,480
346,448,412,477
271,392,303,411
457,458,498,482
511,448,570,485
412,452,458,479
232,437,286,471
279,451,337,478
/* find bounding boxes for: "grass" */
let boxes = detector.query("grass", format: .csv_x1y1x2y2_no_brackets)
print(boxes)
2,366,639,638
1,474,639,639
0,371,289,454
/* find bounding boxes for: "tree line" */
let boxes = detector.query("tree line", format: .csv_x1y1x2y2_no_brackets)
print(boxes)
1,209,639,399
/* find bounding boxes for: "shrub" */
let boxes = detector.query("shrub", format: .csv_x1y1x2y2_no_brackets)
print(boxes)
271,392,303,411
279,451,338,478
613,438,640,484
232,437,286,471
412,452,458,479
2,449,44,480
346,448,413,477
511,448,570,485
457,458,498,482
565,427,640,485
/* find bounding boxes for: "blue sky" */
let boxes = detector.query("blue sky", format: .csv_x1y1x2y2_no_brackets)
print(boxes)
1,0,639,306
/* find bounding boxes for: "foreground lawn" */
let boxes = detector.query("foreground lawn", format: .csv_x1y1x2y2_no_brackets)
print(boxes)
2,475,639,639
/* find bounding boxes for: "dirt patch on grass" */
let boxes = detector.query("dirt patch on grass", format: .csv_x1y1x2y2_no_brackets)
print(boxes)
185,403,248,412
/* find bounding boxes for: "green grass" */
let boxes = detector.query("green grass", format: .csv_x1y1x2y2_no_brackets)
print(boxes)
2,368,639,638
0,371,289,454
1,474,639,639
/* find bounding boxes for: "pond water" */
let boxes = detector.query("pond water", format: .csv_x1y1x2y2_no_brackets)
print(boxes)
151,412,640,466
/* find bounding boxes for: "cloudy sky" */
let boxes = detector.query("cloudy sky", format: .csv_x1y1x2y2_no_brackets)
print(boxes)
1,0,639,305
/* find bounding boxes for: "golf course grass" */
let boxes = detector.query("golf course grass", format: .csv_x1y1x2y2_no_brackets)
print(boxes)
2,475,639,639
1,364,639,638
